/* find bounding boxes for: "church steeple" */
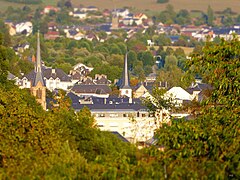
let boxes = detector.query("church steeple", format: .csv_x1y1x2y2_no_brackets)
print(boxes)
33,31,45,86
121,53,130,89
31,31,46,110
120,53,132,100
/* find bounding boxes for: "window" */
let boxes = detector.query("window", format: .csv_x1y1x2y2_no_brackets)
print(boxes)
100,114,105,117
36,88,42,99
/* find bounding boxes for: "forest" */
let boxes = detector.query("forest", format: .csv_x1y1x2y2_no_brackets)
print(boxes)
0,22,239,178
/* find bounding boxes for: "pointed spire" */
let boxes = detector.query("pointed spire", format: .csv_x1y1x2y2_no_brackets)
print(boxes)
120,53,131,89
33,31,45,86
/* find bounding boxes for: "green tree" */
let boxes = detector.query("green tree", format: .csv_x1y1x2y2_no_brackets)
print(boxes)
175,9,191,25
207,5,214,26
151,36,240,179
138,51,154,66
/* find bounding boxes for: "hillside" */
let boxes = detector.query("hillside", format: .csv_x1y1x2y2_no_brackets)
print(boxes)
0,0,240,13
71,0,240,12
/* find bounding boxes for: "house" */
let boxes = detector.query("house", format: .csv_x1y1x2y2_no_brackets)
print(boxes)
70,84,112,98
103,9,111,17
122,18,134,26
147,39,154,46
47,22,58,31
165,86,193,106
132,13,148,26
4,21,16,36
65,29,85,40
13,43,30,54
186,83,213,102
113,9,130,18
15,21,33,36
134,13,148,21
20,67,72,91
133,83,148,98
44,31,60,40
43,6,59,14
72,63,94,73
69,10,87,19
133,81,168,98
94,74,111,85
80,6,98,12
85,32,99,41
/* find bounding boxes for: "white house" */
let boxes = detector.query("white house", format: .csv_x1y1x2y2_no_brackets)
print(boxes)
113,9,130,18
165,86,193,106
15,21,33,36
69,10,87,19
20,67,73,91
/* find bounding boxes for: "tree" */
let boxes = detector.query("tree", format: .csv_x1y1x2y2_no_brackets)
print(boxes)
150,36,240,179
175,9,191,25
137,51,154,66
207,5,214,26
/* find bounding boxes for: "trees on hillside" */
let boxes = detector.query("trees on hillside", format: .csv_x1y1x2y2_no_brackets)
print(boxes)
149,37,240,178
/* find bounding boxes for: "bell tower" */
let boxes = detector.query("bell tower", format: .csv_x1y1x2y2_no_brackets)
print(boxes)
119,53,132,102
31,31,46,110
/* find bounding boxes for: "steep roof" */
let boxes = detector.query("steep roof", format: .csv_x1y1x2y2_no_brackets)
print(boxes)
24,68,71,83
68,93,147,112
71,84,111,94
33,32,45,86
120,53,131,89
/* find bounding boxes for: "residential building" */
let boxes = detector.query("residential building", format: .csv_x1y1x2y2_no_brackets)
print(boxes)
15,21,33,36
21,67,72,91
43,6,59,14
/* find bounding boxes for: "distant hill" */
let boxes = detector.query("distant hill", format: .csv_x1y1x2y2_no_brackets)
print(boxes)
0,0,239,14
70,0,240,13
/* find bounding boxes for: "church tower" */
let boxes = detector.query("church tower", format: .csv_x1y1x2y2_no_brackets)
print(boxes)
111,14,119,30
31,31,46,110
120,53,132,102
111,2,119,30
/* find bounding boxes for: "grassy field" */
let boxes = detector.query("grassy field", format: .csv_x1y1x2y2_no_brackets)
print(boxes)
163,46,194,56
0,0,239,13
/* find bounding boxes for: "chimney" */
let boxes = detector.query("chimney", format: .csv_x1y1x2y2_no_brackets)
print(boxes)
52,68,56,74
129,97,132,104
104,98,107,104
165,82,167,88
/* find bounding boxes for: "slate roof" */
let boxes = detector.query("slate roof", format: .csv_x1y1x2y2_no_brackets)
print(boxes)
71,84,112,94
111,131,130,143
186,83,212,94
120,53,131,89
95,76,110,85
24,68,71,83
33,32,45,86
67,92,147,112
71,71,83,80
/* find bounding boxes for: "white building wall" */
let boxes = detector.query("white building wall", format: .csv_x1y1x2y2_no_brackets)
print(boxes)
45,78,72,91
92,110,156,143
